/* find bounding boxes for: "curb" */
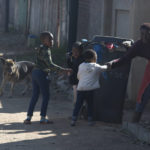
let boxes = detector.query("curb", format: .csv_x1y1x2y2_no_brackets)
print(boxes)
122,121,150,143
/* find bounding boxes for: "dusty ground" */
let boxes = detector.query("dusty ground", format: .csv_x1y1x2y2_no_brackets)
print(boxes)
0,32,150,150
0,84,150,150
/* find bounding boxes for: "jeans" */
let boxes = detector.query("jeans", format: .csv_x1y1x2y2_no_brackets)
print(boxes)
27,69,50,117
136,84,150,113
72,90,94,121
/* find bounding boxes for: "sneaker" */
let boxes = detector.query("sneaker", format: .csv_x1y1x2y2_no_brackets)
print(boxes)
70,120,76,126
24,118,31,124
40,118,53,124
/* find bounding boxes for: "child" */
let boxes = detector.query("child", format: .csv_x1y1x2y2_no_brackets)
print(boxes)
71,49,109,126
67,41,84,105
24,31,71,124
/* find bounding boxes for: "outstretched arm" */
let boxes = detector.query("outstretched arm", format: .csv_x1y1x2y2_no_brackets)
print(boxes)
44,50,72,73
108,41,140,69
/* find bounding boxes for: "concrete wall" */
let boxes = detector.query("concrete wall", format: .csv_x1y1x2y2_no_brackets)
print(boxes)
77,0,112,40
0,0,6,32
103,0,113,36
9,0,15,28
111,0,135,39
77,0,91,40
88,0,104,39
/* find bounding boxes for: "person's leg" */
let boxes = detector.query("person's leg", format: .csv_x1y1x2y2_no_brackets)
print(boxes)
36,71,51,123
73,85,77,105
132,84,150,123
27,79,40,117
40,79,50,117
71,91,84,126
85,90,94,125
24,70,40,124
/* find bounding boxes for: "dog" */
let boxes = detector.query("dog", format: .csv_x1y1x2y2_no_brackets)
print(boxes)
0,57,35,97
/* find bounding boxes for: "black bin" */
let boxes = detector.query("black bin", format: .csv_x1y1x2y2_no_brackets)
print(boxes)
89,36,134,124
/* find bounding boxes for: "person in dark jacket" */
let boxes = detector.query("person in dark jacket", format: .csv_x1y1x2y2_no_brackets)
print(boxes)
24,31,72,124
108,23,150,123
67,41,84,105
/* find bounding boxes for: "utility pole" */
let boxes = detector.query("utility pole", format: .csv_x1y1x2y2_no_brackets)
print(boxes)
5,0,9,32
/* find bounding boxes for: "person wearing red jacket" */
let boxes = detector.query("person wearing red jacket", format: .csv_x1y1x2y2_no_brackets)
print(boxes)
108,23,150,123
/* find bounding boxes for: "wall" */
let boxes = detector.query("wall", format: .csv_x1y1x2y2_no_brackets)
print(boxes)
111,0,135,39
103,0,113,36
0,0,6,32
88,0,104,39
77,0,112,40
77,0,113,40
7,0,69,45
29,0,69,44
77,0,91,40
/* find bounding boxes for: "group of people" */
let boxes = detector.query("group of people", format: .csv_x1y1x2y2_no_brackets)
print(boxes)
24,22,150,126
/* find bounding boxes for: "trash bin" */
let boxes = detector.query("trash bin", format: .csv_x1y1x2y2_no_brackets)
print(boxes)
88,35,134,123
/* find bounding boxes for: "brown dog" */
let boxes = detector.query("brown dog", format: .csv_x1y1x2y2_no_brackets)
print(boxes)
0,57,35,97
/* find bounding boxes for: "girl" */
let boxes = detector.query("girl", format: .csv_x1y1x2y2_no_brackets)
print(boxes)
67,41,84,105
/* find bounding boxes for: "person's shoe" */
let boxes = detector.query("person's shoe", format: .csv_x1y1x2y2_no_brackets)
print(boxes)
40,118,53,124
70,120,76,126
131,112,142,123
24,118,31,124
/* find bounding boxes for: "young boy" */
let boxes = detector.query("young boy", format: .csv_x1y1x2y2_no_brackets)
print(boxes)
24,31,71,124
67,41,84,105
71,49,109,126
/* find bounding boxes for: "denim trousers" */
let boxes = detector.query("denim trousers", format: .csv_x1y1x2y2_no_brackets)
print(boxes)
72,90,94,121
27,69,50,117
136,84,150,113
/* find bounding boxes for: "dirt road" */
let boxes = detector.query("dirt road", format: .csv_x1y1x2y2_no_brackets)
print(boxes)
0,85,149,150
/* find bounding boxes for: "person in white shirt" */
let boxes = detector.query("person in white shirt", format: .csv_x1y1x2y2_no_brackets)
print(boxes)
71,49,109,126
